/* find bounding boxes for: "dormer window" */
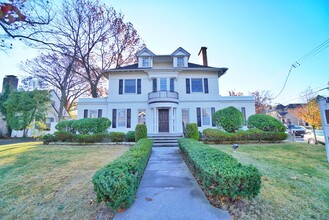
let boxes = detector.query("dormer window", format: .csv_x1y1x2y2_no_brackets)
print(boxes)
177,57,184,67
142,57,150,67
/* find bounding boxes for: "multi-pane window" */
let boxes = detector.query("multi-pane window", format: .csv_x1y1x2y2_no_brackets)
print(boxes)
241,107,246,125
182,109,189,124
202,108,211,125
191,78,203,92
142,57,150,67
170,78,174,92
117,109,126,127
160,78,167,91
125,79,136,93
138,109,146,124
89,109,98,118
177,57,184,67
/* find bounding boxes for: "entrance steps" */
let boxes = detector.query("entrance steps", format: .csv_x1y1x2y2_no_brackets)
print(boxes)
148,133,183,147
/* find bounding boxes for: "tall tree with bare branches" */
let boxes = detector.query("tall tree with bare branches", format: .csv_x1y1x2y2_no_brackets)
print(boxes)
250,90,273,114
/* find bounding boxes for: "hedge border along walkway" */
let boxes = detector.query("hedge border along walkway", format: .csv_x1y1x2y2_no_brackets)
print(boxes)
92,138,153,211
179,138,261,201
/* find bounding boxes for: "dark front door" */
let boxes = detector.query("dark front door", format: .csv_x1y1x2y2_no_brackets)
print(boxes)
158,109,169,132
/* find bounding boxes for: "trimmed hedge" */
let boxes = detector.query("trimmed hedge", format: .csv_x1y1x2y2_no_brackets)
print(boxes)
54,131,75,142
92,138,153,210
179,138,261,200
42,134,57,144
125,131,135,142
108,132,125,142
74,133,108,143
247,114,286,132
185,123,199,140
55,120,75,133
135,124,147,142
71,118,111,134
203,128,288,144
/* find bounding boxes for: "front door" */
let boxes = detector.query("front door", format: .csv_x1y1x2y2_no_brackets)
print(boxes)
158,109,169,132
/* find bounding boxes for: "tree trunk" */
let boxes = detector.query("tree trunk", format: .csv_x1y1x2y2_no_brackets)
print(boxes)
312,126,318,144
91,84,98,98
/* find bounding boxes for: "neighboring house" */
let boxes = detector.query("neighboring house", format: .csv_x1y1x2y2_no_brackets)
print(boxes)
77,47,255,134
267,103,306,126
11,90,71,137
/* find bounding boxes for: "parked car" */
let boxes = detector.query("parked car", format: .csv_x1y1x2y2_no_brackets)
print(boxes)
303,130,325,145
299,126,313,134
287,124,306,137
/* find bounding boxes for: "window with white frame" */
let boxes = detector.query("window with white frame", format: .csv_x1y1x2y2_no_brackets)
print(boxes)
89,109,98,118
202,108,211,125
125,79,136,93
160,78,167,91
142,57,150,67
138,109,146,124
241,107,246,125
182,109,189,124
117,109,126,127
177,57,184,67
191,78,203,92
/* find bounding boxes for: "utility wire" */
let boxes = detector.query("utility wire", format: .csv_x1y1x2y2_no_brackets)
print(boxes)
273,38,329,99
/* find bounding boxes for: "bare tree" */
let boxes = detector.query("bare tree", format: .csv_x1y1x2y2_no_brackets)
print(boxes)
228,90,244,96
250,90,273,114
0,0,53,50
21,52,88,120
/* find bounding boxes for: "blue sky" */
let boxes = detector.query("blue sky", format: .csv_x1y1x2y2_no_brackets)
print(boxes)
1,0,328,104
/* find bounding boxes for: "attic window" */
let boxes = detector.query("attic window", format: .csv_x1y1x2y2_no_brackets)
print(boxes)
177,57,184,67
142,57,150,67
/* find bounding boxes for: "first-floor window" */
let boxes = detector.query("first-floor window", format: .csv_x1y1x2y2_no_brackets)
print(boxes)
241,107,246,125
89,109,98,118
325,109,329,124
117,109,126,127
202,108,210,125
138,109,146,124
182,108,189,124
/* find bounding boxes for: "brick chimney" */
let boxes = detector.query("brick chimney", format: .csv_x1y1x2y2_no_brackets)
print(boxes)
198,47,208,66
2,75,18,93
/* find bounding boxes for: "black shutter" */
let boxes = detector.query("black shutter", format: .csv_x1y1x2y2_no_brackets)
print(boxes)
84,109,88,118
170,78,174,92
127,109,131,128
197,108,201,127
211,107,216,127
152,78,157,92
204,78,209,94
98,109,102,118
112,109,117,128
186,78,190,94
137,79,141,94
119,79,123,94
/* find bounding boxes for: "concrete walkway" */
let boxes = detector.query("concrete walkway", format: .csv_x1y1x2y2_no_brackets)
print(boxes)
115,146,231,220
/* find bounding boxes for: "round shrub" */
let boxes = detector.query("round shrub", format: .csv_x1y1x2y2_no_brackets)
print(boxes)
125,131,135,142
71,117,111,134
135,124,147,142
42,134,57,144
247,114,286,132
212,106,244,133
186,123,199,140
55,120,75,133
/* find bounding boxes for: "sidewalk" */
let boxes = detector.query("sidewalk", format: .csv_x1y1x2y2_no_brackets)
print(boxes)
114,146,231,220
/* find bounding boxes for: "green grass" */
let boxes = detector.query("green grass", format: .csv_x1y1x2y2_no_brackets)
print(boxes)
211,142,329,220
0,142,129,219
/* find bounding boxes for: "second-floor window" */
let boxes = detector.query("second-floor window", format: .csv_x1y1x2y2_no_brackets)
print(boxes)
160,78,167,91
186,78,209,94
119,79,141,94
191,78,203,92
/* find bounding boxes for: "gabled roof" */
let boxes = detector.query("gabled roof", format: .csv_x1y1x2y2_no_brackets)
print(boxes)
171,47,190,57
286,103,303,109
136,47,156,57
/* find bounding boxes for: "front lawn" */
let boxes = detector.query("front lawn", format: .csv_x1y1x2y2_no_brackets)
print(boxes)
212,142,329,219
0,142,129,219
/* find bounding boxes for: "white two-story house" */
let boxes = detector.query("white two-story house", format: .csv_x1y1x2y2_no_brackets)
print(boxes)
77,47,255,134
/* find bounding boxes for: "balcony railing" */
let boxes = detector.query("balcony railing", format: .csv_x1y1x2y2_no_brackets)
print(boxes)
148,90,179,104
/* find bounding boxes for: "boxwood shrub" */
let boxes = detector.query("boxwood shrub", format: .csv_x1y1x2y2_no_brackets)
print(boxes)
54,131,75,142
135,124,147,142
74,133,108,143
108,132,125,142
71,117,111,134
203,128,287,144
212,106,244,132
55,120,76,133
247,114,286,132
92,138,153,211
125,131,135,142
42,134,57,144
179,138,261,200
185,123,199,140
